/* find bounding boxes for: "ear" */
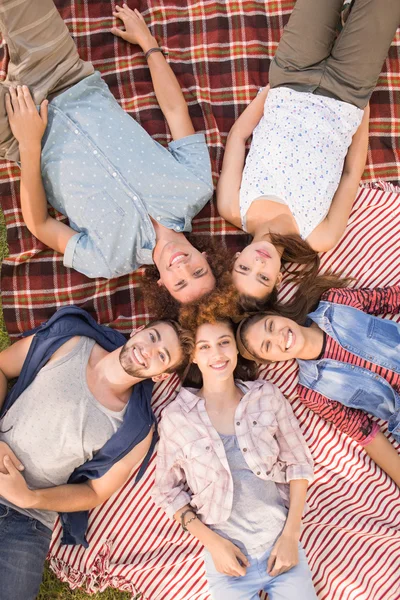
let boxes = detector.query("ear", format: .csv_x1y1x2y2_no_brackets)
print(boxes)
201,252,207,257
130,324,146,338
152,372,171,382
234,251,240,258
276,272,283,287
157,278,164,287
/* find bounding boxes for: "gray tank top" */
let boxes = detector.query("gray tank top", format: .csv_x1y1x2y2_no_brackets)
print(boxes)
209,433,288,558
0,337,126,530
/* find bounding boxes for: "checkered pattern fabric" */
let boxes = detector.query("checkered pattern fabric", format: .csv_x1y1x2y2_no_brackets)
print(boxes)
153,380,314,523
1,3,400,599
0,0,399,337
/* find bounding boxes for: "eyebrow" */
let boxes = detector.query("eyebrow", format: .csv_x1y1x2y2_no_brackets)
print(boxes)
175,269,210,292
261,318,268,353
196,334,232,345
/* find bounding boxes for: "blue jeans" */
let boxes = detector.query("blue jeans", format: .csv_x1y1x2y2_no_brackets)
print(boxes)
0,503,52,600
204,543,317,600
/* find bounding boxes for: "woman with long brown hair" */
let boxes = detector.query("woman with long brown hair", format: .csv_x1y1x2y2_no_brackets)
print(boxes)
236,285,400,488
217,0,400,310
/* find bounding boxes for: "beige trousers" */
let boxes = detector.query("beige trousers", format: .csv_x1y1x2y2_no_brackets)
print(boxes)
0,0,93,161
269,0,400,109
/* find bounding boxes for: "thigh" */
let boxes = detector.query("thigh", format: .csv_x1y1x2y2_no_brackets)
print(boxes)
322,0,400,107
0,505,52,600
0,0,93,98
270,0,343,88
204,551,261,600
263,546,317,600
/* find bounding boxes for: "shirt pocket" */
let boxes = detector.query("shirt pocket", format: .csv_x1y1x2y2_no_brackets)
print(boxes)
81,191,126,242
247,411,279,462
182,438,215,493
367,316,400,349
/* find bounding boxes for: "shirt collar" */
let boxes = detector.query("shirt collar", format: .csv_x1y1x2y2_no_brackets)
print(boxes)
176,380,259,412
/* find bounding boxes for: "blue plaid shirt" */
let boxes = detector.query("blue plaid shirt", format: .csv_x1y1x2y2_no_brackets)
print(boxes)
41,72,213,278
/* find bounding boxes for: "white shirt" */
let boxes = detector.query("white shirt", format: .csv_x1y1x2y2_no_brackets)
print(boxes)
239,87,363,239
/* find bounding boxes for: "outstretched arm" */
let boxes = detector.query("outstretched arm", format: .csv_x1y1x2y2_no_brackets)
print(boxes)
0,428,154,512
5,86,76,254
307,104,370,252
217,86,270,227
112,4,194,141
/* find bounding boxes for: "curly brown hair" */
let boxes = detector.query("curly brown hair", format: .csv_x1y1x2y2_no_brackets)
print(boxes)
141,236,236,321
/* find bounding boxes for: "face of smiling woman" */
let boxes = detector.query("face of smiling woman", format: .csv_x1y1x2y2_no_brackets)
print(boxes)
193,322,238,383
244,314,308,363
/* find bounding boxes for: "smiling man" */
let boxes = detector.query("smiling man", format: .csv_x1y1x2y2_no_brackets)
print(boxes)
0,306,193,600
0,1,215,304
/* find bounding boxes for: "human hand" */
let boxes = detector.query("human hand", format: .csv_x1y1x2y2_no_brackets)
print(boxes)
111,4,157,52
208,536,250,577
0,455,34,508
0,441,24,475
267,533,299,577
5,85,48,152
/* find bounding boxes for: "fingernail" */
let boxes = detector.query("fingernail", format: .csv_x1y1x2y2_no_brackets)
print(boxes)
19,465,24,471
23,85,28,90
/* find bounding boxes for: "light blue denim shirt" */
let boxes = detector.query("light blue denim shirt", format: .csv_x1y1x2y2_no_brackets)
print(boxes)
40,72,213,279
298,301,400,441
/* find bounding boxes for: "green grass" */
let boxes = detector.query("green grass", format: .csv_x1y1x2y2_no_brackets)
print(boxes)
0,210,130,599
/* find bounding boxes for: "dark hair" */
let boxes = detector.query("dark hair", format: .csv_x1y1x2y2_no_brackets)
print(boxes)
238,232,351,317
147,320,194,378
239,280,352,363
183,318,257,387
141,236,235,320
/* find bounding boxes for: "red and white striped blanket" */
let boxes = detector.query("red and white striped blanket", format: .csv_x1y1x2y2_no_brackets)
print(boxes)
49,184,400,600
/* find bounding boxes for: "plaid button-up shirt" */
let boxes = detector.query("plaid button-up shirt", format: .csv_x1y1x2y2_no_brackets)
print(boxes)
152,380,314,524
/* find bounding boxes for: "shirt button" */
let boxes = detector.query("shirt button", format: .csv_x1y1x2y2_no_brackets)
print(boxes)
205,446,210,451
112,172,117,178
93,150,98,155
133,196,138,201
253,421,257,425
175,226,181,231
256,471,261,475
236,421,240,426
243,448,247,452
157,216,161,221
74,129,79,134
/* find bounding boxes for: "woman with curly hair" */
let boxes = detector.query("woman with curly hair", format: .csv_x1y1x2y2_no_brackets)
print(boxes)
236,285,400,487
152,318,316,600
217,0,400,310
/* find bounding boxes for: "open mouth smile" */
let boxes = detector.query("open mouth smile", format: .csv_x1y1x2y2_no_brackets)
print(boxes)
209,360,229,371
285,329,295,351
169,252,188,267
132,346,147,368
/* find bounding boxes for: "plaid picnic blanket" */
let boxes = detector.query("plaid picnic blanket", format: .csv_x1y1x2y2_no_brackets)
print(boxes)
0,2,400,599
1,0,400,336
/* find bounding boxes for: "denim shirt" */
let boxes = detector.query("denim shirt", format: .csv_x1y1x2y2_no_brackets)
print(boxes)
298,301,400,440
41,72,213,279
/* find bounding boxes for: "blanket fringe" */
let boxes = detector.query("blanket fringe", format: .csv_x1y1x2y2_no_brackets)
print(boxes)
49,540,140,599
361,180,400,194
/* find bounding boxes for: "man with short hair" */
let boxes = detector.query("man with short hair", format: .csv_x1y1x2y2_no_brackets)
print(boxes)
0,306,193,600
1,0,216,303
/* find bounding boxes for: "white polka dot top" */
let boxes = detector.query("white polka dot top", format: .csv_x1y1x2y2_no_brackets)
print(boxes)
239,87,363,239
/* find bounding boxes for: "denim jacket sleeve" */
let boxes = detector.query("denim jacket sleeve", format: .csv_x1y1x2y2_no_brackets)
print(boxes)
297,383,380,446
151,413,191,519
323,286,400,316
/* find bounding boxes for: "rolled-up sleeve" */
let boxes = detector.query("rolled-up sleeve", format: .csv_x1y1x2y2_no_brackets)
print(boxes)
168,133,213,191
272,387,314,483
64,232,112,279
151,416,191,519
